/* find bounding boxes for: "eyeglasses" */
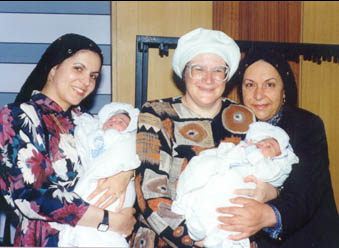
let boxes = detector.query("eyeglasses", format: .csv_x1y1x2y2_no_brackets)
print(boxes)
188,64,229,81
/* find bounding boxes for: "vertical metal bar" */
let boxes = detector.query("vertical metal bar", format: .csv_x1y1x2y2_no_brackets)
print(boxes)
135,37,146,109
141,45,149,108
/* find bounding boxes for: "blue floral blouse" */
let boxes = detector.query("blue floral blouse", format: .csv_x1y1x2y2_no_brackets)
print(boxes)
0,91,89,246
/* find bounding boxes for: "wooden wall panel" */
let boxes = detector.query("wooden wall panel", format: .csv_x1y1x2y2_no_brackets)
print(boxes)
213,2,240,40
213,1,240,101
111,1,212,105
213,1,301,102
301,1,339,209
238,1,301,42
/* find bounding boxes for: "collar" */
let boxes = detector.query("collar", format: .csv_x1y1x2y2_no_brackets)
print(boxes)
265,106,283,126
30,90,81,118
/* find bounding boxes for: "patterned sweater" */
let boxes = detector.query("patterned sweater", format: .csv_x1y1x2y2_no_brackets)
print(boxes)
131,96,255,248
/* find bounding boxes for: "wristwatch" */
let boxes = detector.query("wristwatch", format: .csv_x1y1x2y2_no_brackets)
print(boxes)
97,209,109,232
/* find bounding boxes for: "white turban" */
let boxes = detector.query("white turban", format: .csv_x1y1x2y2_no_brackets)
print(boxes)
172,27,240,81
245,121,290,154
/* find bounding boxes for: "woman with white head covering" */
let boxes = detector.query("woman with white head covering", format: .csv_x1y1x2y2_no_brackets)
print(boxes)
130,28,277,248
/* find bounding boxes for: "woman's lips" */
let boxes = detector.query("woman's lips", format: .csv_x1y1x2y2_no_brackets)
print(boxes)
253,104,268,110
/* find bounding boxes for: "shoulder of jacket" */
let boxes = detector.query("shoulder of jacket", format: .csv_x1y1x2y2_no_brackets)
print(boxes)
284,106,322,122
281,107,325,135
4,101,37,116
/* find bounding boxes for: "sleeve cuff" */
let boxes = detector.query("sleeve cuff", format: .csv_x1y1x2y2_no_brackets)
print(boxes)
263,203,282,239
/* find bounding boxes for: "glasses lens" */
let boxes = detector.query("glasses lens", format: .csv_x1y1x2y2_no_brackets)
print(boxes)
190,65,228,81
213,66,228,81
190,65,204,80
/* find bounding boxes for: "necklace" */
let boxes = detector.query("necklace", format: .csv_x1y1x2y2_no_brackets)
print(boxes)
50,114,76,148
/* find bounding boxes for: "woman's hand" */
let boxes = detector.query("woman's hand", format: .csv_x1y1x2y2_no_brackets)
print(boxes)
87,170,133,209
234,175,278,203
216,197,276,240
109,207,136,236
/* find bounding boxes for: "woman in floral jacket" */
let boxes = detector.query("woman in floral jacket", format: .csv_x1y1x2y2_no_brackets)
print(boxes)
0,33,135,247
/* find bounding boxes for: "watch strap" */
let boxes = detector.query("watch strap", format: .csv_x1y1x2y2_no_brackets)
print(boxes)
97,209,109,232
102,209,109,225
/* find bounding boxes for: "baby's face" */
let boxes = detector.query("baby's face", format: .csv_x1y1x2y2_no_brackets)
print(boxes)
103,113,130,132
255,138,281,158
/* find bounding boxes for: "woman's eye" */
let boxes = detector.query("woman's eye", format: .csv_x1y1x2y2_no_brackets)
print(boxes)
214,68,226,73
74,66,83,72
193,66,203,72
244,82,254,88
265,82,275,88
90,74,98,80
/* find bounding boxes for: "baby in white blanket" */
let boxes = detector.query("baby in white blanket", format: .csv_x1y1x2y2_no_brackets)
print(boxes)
172,122,299,248
58,102,140,247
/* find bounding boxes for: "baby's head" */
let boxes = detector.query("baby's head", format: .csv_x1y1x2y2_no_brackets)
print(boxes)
245,121,290,158
102,112,130,132
255,137,281,158
98,102,140,133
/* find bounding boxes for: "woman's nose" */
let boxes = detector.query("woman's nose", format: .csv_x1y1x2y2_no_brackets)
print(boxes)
254,87,264,100
81,74,91,87
203,71,214,84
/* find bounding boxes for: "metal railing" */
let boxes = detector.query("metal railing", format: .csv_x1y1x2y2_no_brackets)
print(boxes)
135,35,339,109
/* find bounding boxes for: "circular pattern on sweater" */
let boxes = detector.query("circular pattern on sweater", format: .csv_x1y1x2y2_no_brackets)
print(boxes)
222,104,255,134
179,123,208,143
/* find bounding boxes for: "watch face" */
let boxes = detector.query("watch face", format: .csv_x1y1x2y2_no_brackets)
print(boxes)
97,223,109,232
